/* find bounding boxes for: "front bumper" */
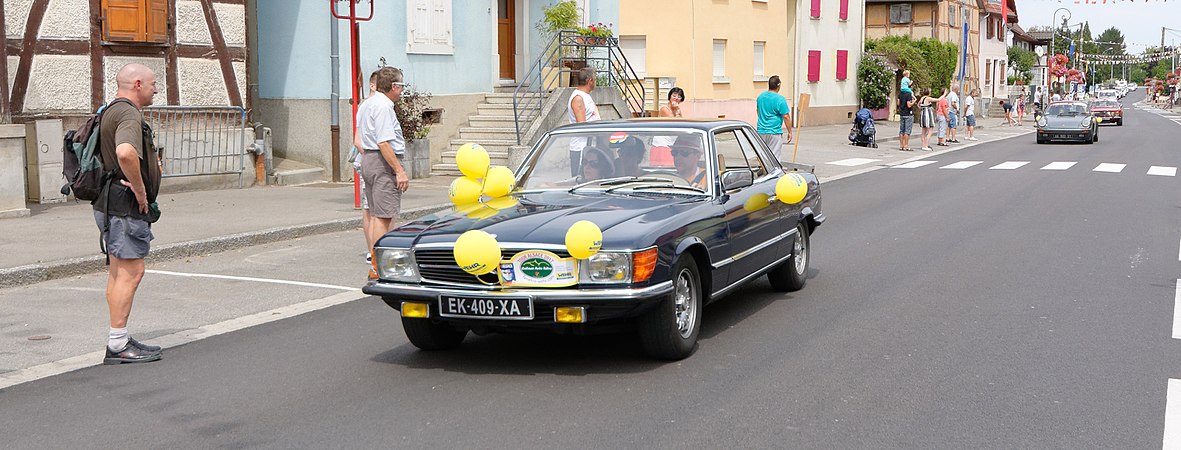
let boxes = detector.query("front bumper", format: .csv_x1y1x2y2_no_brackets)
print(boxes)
1038,129,1092,141
363,280,675,328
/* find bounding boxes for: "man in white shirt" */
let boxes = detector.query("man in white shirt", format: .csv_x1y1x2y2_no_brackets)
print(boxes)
963,88,978,141
358,66,410,260
567,67,600,176
947,83,961,143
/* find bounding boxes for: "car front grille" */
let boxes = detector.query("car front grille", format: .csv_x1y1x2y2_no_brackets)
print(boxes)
415,248,575,286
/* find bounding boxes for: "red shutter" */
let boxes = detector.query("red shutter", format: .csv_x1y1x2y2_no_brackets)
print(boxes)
807,50,821,82
810,0,820,18
836,50,849,80
839,0,849,20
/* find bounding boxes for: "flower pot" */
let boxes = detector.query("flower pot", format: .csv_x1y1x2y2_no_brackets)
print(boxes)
870,107,890,121
404,139,432,179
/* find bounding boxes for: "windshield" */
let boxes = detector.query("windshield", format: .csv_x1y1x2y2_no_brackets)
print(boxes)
517,130,711,193
1047,104,1087,116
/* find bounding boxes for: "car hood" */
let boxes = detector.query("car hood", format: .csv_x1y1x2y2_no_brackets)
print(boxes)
380,191,710,250
1042,115,1092,129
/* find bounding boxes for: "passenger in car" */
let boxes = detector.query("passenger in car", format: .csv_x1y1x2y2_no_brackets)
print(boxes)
612,136,646,177
576,146,616,183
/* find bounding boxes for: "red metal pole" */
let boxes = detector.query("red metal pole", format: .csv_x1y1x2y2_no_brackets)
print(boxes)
350,1,361,208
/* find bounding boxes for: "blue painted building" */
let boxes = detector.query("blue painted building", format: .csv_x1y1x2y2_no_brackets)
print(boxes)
251,0,618,178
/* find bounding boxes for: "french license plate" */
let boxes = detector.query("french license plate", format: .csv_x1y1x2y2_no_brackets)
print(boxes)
439,295,534,320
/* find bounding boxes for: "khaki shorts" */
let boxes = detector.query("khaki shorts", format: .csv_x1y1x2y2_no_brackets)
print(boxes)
361,151,403,219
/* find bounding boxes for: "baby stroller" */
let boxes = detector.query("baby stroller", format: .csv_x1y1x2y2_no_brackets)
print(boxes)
849,108,877,148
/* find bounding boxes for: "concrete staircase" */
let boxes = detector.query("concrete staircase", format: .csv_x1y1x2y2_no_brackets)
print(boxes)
269,157,325,186
432,91,542,176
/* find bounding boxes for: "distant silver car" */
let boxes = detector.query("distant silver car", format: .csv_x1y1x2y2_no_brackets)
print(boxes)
1036,101,1098,144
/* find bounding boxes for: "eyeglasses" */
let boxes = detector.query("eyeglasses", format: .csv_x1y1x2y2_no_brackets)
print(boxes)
393,82,408,89
671,149,700,157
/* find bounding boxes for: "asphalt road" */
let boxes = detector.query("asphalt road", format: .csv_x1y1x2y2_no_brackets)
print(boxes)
2,93,1180,448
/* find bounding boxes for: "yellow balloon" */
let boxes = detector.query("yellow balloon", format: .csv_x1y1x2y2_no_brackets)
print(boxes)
449,177,483,205
484,196,520,210
565,220,603,260
482,166,516,198
466,205,498,220
456,143,490,179
454,202,485,214
744,193,771,212
1095,116,1103,123
775,173,808,205
453,230,500,275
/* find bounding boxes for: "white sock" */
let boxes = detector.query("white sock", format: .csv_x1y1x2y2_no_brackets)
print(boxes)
108,327,129,352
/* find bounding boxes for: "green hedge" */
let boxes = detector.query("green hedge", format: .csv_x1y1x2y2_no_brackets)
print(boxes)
865,36,959,94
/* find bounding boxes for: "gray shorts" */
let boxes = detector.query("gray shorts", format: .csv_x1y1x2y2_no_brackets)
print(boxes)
93,211,153,260
361,151,403,219
898,115,914,135
759,133,784,160
937,115,948,138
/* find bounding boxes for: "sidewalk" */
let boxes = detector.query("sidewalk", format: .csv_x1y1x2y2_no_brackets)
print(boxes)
0,115,1026,288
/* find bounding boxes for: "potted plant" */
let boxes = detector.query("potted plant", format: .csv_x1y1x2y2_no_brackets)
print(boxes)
394,88,433,179
536,0,579,42
575,22,613,46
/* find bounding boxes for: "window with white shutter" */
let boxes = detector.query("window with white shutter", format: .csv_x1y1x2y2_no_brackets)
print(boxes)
713,39,728,83
619,36,647,78
753,41,766,80
407,0,454,55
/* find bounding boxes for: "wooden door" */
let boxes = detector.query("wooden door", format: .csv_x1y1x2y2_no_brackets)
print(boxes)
498,0,515,80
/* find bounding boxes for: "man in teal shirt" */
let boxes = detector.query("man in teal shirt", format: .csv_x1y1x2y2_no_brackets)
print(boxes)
756,75,793,160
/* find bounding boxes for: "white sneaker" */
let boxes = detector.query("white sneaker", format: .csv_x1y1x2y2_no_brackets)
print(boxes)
968,137,979,141
921,147,933,151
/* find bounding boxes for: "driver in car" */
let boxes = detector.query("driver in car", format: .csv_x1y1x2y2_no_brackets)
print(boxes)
671,136,709,190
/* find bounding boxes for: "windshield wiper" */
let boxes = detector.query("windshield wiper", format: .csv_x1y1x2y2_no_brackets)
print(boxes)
618,183,707,194
568,176,671,192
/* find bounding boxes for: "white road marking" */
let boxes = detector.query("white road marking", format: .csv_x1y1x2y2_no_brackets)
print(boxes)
145,269,360,291
892,160,938,169
827,158,881,167
1148,166,1178,177
1093,163,1126,173
0,290,368,390
940,161,983,169
1175,279,1181,340
1165,379,1181,448
989,161,1030,170
1040,161,1077,171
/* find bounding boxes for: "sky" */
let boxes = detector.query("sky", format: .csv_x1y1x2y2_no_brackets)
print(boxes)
1017,0,1181,52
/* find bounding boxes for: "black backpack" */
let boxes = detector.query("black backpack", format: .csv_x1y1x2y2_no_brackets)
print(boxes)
61,98,133,201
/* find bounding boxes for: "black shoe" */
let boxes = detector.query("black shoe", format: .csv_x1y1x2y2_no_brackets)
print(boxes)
104,343,162,365
128,337,161,352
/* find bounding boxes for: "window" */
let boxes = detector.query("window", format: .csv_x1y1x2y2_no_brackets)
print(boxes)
948,5,957,27
753,41,766,80
713,39,728,83
407,0,453,55
836,50,849,81
889,4,912,25
714,129,769,182
102,0,168,43
839,0,849,21
807,50,821,83
986,17,994,39
619,36,647,78
810,0,820,19
985,60,992,85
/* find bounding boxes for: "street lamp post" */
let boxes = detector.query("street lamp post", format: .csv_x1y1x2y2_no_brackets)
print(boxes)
1050,8,1071,97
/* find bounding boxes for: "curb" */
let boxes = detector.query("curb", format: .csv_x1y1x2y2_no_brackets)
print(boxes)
820,128,1033,184
0,202,453,289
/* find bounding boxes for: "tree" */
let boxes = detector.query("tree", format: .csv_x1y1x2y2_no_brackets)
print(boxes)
1007,46,1036,82
1096,27,1126,56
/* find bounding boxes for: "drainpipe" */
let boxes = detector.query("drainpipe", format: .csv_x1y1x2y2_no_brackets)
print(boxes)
330,12,342,182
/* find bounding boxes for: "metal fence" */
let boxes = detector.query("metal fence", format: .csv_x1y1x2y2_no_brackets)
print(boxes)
142,106,248,188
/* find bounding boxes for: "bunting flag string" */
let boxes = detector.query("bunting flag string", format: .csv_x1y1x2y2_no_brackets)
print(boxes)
1075,49,1178,64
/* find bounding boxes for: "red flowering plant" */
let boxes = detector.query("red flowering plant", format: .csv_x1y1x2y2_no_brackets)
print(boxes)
1050,54,1069,78
576,22,614,38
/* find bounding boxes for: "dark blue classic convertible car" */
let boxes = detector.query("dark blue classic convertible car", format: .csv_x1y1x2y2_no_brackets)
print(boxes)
363,119,824,360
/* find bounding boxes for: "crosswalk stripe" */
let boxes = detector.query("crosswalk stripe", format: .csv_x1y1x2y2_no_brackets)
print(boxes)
827,158,880,167
940,161,983,169
989,161,1030,170
892,160,938,169
1093,163,1126,173
1166,379,1181,448
1040,161,1077,170
1149,166,1178,177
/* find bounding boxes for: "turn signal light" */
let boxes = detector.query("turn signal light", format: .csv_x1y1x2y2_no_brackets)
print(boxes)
555,306,586,323
632,248,658,283
401,302,429,319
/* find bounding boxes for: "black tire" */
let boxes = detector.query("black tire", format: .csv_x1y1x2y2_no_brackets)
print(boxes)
1117,119,1123,126
769,221,809,292
639,256,703,360
402,317,467,351
1036,137,1045,144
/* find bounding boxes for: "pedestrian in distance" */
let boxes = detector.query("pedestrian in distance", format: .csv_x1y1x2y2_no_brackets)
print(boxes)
935,92,950,147
897,84,916,151
358,66,411,277
1001,99,1015,126
947,83,961,143
567,67,601,176
918,87,945,151
650,87,685,166
756,75,793,161
1016,89,1026,126
352,70,378,264
96,63,164,364
963,88,979,141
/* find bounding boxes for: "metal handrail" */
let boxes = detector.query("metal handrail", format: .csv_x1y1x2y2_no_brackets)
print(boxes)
512,30,648,145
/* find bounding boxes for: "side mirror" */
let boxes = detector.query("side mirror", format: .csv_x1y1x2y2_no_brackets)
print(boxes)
721,169,754,191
